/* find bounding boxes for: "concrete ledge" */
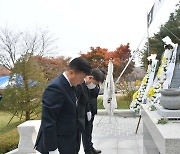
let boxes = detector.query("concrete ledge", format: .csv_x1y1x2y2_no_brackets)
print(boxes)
6,148,40,154
6,120,41,154
6,149,18,154
97,109,139,117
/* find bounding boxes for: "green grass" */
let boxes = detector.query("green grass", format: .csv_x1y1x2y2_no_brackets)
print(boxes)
97,95,130,109
0,109,42,153
0,128,19,154
0,111,21,133
0,111,22,154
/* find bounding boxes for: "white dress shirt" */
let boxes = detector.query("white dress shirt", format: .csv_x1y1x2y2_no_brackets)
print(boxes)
49,148,60,154
63,72,72,87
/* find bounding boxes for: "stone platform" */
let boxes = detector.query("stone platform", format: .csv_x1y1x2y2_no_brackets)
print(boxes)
157,105,180,119
142,104,180,154
6,110,143,154
79,114,143,154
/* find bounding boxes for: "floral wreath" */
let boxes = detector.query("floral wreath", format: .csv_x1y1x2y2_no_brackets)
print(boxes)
130,67,151,111
147,57,168,105
130,56,169,111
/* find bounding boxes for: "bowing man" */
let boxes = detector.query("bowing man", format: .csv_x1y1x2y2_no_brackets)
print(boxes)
35,57,91,154
76,68,104,154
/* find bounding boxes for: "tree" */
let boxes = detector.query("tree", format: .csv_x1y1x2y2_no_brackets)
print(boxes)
1,54,46,121
139,2,180,66
0,27,56,70
159,9,180,45
113,44,134,78
149,34,164,60
138,44,149,69
0,26,57,122
80,44,134,79
80,46,108,68
35,56,71,81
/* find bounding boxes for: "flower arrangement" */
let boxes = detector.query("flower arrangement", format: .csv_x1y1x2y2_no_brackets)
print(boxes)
157,57,168,82
130,68,151,111
133,91,138,100
147,87,155,97
147,82,162,105
130,54,159,111
147,57,168,106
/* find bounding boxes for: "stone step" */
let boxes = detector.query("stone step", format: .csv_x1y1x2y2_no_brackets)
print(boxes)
170,61,180,88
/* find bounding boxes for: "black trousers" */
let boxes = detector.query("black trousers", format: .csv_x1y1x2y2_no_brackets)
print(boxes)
36,133,77,154
76,116,95,154
57,133,77,154
88,115,94,150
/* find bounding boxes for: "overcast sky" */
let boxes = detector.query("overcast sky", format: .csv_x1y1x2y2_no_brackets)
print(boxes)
0,0,179,58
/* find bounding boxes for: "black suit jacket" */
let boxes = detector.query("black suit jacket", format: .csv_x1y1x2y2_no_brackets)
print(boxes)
35,74,77,153
75,82,90,132
89,85,100,115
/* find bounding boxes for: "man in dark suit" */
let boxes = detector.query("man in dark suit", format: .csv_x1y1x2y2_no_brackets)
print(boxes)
87,68,106,154
76,68,104,154
35,57,91,154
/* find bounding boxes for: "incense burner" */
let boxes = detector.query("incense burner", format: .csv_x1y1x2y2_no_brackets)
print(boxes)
159,88,180,110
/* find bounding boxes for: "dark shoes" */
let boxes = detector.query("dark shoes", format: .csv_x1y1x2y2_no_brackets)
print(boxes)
85,148,101,154
92,148,101,154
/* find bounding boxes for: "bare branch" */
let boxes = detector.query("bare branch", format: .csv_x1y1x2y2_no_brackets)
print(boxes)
0,28,21,69
0,27,58,69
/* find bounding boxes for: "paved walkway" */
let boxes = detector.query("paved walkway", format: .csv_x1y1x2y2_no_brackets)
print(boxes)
79,114,143,154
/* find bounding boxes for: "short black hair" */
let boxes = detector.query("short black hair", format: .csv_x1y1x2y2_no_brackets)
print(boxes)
99,68,107,82
91,68,105,83
68,57,91,75
99,68,107,75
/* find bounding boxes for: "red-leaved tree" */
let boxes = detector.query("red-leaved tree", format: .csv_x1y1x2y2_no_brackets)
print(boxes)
35,56,71,81
80,43,134,79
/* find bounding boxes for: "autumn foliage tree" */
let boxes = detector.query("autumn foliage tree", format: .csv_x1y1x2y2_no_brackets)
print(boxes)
35,56,71,81
80,43,135,79
80,47,108,68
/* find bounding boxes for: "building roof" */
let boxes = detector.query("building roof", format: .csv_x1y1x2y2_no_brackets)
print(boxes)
0,65,11,76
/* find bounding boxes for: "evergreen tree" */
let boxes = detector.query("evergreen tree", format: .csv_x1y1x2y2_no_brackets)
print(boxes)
140,2,180,66
1,54,46,121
